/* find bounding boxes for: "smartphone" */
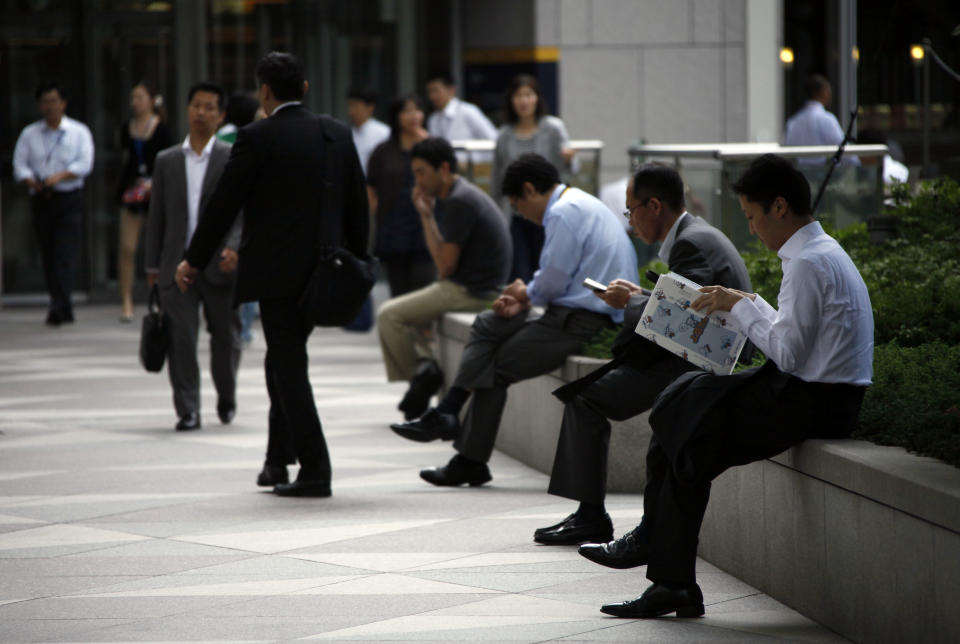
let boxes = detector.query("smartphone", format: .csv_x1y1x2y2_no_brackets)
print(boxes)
583,278,608,293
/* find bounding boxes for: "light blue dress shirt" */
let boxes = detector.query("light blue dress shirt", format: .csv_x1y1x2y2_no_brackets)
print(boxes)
526,184,638,323
13,115,94,193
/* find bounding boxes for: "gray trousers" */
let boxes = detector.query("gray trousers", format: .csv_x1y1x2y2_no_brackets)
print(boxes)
547,356,694,504
453,306,614,463
159,276,241,418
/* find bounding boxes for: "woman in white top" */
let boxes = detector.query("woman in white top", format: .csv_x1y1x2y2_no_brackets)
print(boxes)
491,74,575,281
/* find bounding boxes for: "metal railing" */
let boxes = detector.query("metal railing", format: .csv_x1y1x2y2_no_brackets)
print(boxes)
451,139,604,196
627,142,890,250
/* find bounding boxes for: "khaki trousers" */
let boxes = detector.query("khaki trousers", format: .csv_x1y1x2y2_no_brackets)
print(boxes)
377,279,493,382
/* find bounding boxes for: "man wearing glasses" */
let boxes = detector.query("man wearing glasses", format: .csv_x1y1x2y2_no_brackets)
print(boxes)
533,163,752,547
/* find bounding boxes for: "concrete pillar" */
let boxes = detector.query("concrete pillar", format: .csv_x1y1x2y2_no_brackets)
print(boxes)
746,0,783,142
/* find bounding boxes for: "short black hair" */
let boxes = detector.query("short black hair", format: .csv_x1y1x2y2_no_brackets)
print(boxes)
187,81,226,111
224,92,259,127
732,154,811,217
501,154,560,198
631,163,685,212
505,74,547,124
387,94,425,143
347,87,378,105
804,74,830,100
35,81,64,101
425,70,455,86
410,137,457,174
256,51,305,102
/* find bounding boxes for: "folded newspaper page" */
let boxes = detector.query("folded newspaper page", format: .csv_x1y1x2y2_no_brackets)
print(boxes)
634,272,748,375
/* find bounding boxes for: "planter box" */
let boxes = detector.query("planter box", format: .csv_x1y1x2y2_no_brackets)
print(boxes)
439,311,960,643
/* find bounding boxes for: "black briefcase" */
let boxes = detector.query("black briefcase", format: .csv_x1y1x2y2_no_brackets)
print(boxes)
139,285,168,372
300,246,378,327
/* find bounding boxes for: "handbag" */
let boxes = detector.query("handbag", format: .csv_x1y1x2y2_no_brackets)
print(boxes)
139,285,168,372
299,115,378,327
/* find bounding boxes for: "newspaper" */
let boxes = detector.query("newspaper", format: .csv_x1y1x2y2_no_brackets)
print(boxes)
635,272,748,375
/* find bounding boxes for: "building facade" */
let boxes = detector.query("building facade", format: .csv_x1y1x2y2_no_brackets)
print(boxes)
2,0,957,302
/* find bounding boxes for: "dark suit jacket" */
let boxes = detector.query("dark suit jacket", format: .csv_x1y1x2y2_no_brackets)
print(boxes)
613,214,754,369
184,104,368,303
144,139,241,287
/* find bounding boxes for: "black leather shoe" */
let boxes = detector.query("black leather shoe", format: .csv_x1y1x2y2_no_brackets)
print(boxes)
534,512,614,545
398,360,444,420
578,525,649,569
274,479,331,497
600,582,704,618
45,310,62,327
420,455,491,487
390,408,459,442
175,412,201,431
217,400,236,425
257,464,289,487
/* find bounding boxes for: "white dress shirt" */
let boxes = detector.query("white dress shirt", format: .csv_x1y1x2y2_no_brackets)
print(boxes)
182,135,216,247
658,211,690,263
426,97,497,141
351,117,391,175
271,101,302,115
729,221,874,385
784,101,860,166
13,115,94,193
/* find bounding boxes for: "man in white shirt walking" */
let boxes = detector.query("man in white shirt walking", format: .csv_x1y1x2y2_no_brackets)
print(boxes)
582,154,873,619
13,82,94,326
347,88,390,175
144,82,242,432
425,71,497,142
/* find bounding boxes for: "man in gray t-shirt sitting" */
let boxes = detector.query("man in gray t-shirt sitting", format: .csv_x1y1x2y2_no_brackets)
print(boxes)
377,137,512,421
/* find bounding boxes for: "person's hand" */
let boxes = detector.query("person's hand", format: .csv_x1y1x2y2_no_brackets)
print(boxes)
43,171,68,187
175,260,198,293
561,147,576,163
598,282,633,309
691,285,754,315
219,248,238,273
501,278,528,303
23,177,43,192
492,294,527,318
146,271,158,289
609,278,644,294
411,186,435,218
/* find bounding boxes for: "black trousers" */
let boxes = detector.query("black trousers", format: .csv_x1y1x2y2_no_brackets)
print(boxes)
261,296,330,480
642,362,866,584
32,190,83,318
453,306,614,463
547,356,693,504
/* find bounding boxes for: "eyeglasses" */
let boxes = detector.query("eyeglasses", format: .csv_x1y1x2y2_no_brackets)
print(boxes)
622,197,654,219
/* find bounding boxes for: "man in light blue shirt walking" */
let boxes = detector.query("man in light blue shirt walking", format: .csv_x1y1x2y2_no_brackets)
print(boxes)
13,82,94,325
391,153,637,487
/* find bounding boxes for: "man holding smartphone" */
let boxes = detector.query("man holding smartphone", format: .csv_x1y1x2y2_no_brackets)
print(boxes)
534,163,752,546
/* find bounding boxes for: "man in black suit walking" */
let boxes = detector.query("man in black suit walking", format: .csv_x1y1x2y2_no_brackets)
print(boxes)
175,52,368,497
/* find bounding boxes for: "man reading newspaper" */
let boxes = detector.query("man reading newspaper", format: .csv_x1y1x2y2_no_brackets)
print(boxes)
582,154,874,619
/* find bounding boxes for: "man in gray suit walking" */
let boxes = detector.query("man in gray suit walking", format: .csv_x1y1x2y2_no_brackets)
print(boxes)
145,82,242,431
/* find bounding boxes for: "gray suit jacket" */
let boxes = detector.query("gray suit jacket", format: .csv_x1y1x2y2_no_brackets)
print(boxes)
615,214,753,368
144,139,242,288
